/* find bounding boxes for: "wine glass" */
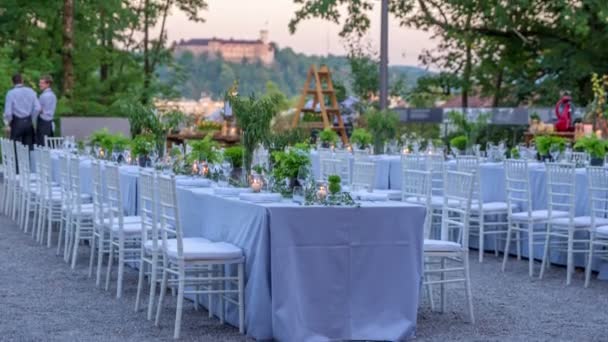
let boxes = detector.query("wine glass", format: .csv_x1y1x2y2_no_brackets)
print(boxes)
297,165,312,190
549,145,561,162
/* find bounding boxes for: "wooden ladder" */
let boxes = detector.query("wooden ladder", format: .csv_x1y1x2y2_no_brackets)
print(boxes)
292,65,348,144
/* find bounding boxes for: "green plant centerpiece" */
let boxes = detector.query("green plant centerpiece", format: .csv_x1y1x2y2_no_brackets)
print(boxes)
271,146,311,193
366,108,399,154
228,92,281,178
161,110,187,134
574,135,607,166
450,135,468,154
327,175,341,194
112,99,168,157
510,147,520,159
319,127,339,148
350,128,373,150
535,135,566,160
130,134,155,167
88,129,129,159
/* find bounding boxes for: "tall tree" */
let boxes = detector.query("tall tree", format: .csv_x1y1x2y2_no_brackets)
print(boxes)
62,0,74,97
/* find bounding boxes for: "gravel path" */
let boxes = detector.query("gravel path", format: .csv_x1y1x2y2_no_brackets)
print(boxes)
1,214,607,341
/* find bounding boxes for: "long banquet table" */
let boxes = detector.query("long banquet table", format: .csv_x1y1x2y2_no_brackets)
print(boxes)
49,152,428,341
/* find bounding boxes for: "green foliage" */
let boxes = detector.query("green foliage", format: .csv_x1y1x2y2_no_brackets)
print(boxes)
450,135,468,151
223,146,244,169
327,175,341,195
229,92,282,175
130,134,155,157
574,136,608,158
350,128,373,148
447,111,489,148
319,127,339,145
161,110,188,132
266,128,308,153
88,129,130,154
529,112,541,121
365,108,399,153
271,147,311,182
510,147,520,159
187,134,220,164
535,135,566,156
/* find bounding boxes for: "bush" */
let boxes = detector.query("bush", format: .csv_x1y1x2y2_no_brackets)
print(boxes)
319,127,339,145
450,135,468,151
224,146,244,168
350,128,373,149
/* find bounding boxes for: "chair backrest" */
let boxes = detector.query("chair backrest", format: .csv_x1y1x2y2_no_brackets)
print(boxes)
456,155,482,209
91,159,106,229
504,159,532,218
351,161,375,192
401,169,432,237
587,166,608,226
442,170,475,249
5,140,17,182
426,154,445,196
566,151,589,166
36,147,53,199
353,148,371,162
401,154,427,171
333,150,352,185
16,143,30,187
68,154,84,212
105,163,125,231
139,169,158,250
45,136,65,149
545,162,576,220
157,174,183,258
58,153,71,200
319,158,341,182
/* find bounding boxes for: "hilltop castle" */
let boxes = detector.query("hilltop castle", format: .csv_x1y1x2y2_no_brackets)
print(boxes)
173,30,274,65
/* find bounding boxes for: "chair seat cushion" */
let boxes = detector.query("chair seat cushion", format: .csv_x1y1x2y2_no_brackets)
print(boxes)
550,216,608,227
109,221,145,234
104,215,141,227
144,237,211,252
595,225,608,237
424,239,463,252
471,201,509,212
405,195,458,207
373,189,401,201
166,238,242,260
511,210,568,222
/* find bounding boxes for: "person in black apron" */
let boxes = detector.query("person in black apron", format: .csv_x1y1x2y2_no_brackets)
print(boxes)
36,75,56,147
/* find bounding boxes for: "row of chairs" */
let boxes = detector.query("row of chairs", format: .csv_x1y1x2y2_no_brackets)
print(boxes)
0,138,246,339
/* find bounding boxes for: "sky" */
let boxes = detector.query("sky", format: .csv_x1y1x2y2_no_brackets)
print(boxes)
164,0,437,66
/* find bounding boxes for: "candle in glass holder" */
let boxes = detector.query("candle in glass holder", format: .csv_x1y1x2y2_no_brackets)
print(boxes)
251,178,263,192
317,185,327,201
229,126,237,137
347,145,353,153
402,147,410,155
200,163,209,177
192,161,199,174
99,149,105,159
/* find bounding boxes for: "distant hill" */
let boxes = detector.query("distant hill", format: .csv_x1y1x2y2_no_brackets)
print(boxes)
160,45,431,100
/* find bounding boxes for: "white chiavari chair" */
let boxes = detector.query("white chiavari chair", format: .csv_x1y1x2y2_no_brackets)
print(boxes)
353,147,371,162
584,166,608,287
423,170,475,323
565,151,589,166
104,163,143,298
57,153,72,257
540,163,601,285
44,136,66,150
319,158,341,182
502,159,569,277
154,174,245,339
2,139,17,216
351,160,375,192
16,142,39,233
0,139,5,212
456,155,510,262
333,150,352,186
35,147,64,247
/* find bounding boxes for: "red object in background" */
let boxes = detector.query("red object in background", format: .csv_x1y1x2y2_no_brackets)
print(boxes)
555,96,572,132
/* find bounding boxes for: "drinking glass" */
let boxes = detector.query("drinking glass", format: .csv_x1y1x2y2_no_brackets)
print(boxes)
292,186,304,204
297,165,312,190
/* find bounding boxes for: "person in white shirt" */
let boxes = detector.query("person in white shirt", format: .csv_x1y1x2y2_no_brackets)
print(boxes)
36,75,56,146
3,73,40,150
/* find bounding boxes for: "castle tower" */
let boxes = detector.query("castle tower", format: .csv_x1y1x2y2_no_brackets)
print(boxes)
260,30,269,44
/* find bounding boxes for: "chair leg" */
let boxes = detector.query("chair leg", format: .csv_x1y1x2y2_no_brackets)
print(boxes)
155,267,169,327
135,258,146,312
539,226,552,279
502,222,513,272
478,214,485,263
174,274,185,339
566,229,574,286
71,221,81,269
88,234,96,278
238,262,245,334
147,254,159,321
96,232,105,287
220,266,225,325
440,257,446,313
585,240,595,288
528,223,534,277
116,242,125,299
105,242,114,291
46,210,53,248
516,230,521,260
463,253,475,324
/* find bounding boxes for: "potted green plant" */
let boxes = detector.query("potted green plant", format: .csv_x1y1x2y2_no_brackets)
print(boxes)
450,135,468,154
535,135,566,161
319,127,339,148
327,175,341,195
350,128,373,150
130,134,155,167
271,146,311,191
510,147,520,159
366,108,399,154
574,136,607,166
187,134,221,164
162,110,187,134
228,92,281,177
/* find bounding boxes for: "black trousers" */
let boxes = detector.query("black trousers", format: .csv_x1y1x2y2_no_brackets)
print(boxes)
10,116,34,150
35,117,53,147
10,116,34,174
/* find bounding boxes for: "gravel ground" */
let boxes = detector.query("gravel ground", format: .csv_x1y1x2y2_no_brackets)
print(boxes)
1,213,608,342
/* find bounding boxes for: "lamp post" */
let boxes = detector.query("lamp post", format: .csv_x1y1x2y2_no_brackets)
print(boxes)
379,0,389,110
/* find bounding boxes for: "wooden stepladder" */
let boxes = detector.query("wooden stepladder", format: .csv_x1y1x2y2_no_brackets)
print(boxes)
292,65,348,144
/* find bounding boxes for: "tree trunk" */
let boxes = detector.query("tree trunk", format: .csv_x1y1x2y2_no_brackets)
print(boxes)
142,0,151,103
99,6,109,82
492,67,503,107
62,0,75,98
461,13,473,109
